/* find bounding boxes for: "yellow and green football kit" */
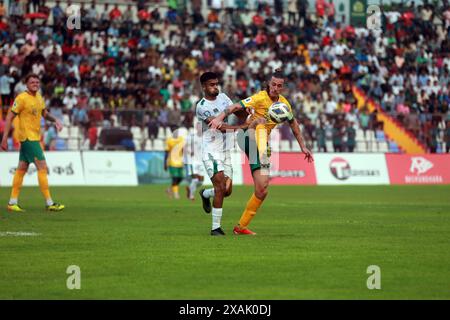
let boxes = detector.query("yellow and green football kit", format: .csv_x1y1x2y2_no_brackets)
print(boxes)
11,91,46,163
238,90,293,172
7,91,64,212
165,136,185,178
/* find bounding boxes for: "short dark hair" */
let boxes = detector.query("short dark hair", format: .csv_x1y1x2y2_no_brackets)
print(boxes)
200,72,218,84
25,73,40,83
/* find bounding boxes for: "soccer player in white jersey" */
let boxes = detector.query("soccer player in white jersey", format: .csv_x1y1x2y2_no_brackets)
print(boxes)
183,121,205,201
196,72,249,236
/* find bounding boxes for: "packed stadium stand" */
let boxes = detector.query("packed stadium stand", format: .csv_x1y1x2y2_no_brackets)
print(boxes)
0,0,449,153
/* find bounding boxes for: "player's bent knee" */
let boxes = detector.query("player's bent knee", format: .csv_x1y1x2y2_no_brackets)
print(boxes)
217,181,228,195
255,187,268,200
216,185,226,195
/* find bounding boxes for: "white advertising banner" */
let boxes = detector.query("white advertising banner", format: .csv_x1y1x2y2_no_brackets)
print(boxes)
82,152,138,186
0,152,85,186
314,153,390,185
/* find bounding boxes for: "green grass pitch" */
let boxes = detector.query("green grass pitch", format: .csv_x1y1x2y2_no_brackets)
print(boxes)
0,185,449,299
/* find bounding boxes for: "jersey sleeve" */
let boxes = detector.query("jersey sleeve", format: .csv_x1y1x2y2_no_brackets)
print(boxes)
11,95,24,114
239,92,260,110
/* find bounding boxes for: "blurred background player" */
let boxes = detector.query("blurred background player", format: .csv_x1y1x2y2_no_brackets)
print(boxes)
209,69,313,235
184,120,205,201
164,126,185,199
196,72,249,236
0,74,65,212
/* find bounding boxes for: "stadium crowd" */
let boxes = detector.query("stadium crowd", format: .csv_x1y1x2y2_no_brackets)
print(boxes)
0,0,449,152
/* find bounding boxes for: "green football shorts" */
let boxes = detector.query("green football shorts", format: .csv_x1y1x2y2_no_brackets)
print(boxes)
168,166,184,178
236,129,270,173
19,140,46,163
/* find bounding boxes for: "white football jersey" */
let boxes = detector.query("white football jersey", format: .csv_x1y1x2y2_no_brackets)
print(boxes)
195,93,233,155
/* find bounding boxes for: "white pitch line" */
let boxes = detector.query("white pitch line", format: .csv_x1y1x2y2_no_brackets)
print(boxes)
0,231,41,237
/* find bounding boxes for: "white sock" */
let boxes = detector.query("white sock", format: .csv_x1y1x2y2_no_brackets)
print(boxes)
212,207,223,230
203,188,215,198
46,199,53,206
189,178,198,199
9,198,18,205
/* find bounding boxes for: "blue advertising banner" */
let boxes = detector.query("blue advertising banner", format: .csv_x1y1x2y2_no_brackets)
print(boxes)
135,151,172,184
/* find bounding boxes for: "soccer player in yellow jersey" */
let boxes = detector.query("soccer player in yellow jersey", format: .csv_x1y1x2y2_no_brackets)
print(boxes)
0,74,65,212
209,69,313,235
164,127,185,199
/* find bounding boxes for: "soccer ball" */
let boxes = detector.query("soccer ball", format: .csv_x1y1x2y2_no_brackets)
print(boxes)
268,102,292,123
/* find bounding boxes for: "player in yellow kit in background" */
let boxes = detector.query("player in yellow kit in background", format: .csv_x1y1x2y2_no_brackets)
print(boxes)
164,126,185,199
209,69,314,235
0,74,65,212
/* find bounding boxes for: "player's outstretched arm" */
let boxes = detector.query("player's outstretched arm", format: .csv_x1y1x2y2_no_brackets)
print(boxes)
1,110,16,151
208,103,243,129
205,116,250,132
289,118,314,162
43,109,63,131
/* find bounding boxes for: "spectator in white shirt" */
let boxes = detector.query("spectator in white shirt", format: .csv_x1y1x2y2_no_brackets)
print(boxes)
63,92,78,111
0,73,15,106
325,99,338,114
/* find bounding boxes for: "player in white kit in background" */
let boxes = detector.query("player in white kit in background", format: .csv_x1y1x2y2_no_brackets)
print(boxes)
196,72,249,236
183,121,205,201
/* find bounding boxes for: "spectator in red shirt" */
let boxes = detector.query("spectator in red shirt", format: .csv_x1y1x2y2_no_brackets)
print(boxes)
322,32,332,46
252,12,264,27
109,4,122,21
401,11,414,28
138,6,150,22
316,0,326,18
326,0,335,22
255,30,268,45
0,17,8,31
276,31,290,44
344,25,356,41
87,121,98,150
72,40,88,57
79,61,92,79
88,103,104,123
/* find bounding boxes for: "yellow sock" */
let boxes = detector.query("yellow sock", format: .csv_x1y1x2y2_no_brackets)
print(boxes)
10,169,26,202
239,193,263,229
255,124,268,158
37,169,52,202
172,185,179,194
